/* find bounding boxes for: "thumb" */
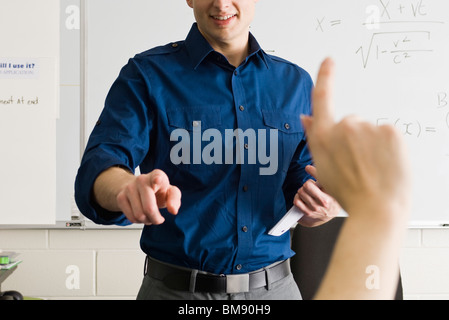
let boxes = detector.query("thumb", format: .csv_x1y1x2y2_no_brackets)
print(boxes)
305,165,318,180
305,165,326,189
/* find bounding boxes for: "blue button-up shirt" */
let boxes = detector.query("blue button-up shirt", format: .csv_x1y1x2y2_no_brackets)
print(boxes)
75,23,314,275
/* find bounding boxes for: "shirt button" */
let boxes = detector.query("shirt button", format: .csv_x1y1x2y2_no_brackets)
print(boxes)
172,43,178,48
192,121,200,127
234,70,238,76
244,143,249,150
239,105,245,111
242,185,249,192
242,226,248,232
235,264,243,271
284,123,290,130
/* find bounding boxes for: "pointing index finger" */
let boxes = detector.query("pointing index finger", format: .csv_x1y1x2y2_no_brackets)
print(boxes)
312,58,336,128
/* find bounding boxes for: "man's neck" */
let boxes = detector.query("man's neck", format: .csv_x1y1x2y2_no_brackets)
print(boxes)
199,28,250,67
217,42,250,67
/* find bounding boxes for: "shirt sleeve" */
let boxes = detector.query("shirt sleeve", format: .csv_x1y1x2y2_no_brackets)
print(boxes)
282,67,315,208
282,139,314,208
75,58,153,226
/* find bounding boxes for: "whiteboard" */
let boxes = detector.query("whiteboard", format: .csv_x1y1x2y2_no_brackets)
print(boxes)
0,0,83,226
84,0,449,226
84,0,194,141
0,0,59,225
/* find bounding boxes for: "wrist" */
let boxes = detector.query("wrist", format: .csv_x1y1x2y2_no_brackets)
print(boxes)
94,166,135,212
344,195,409,231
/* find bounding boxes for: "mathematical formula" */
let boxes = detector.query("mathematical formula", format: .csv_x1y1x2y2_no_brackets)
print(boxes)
376,91,449,140
315,0,445,68
377,114,449,138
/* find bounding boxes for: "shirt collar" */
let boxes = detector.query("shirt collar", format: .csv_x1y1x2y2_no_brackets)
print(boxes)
184,23,269,70
247,31,269,69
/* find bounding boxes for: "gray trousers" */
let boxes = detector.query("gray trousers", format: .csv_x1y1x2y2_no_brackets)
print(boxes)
136,262,302,300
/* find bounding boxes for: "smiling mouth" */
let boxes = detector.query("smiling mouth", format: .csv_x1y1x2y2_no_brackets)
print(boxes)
211,14,237,21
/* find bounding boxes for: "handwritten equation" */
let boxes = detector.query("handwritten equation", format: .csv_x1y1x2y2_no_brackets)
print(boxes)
376,92,449,139
309,0,449,158
315,0,445,68
377,114,449,138
356,30,435,68
358,0,444,68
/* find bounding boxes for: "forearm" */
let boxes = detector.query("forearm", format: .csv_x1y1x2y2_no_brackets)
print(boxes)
314,201,407,300
93,166,135,212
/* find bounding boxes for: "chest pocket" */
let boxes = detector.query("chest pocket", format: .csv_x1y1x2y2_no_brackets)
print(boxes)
166,106,225,184
167,106,222,132
262,110,303,134
262,110,305,173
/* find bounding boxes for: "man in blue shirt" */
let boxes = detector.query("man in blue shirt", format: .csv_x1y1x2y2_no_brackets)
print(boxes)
75,0,340,300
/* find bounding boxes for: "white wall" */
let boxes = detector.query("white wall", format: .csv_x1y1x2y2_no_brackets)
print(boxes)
2,227,449,299
401,228,449,299
0,228,144,299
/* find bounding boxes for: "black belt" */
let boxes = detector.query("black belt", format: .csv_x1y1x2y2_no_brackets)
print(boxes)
145,257,291,294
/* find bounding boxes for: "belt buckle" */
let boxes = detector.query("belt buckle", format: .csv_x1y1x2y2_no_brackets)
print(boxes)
225,274,250,294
